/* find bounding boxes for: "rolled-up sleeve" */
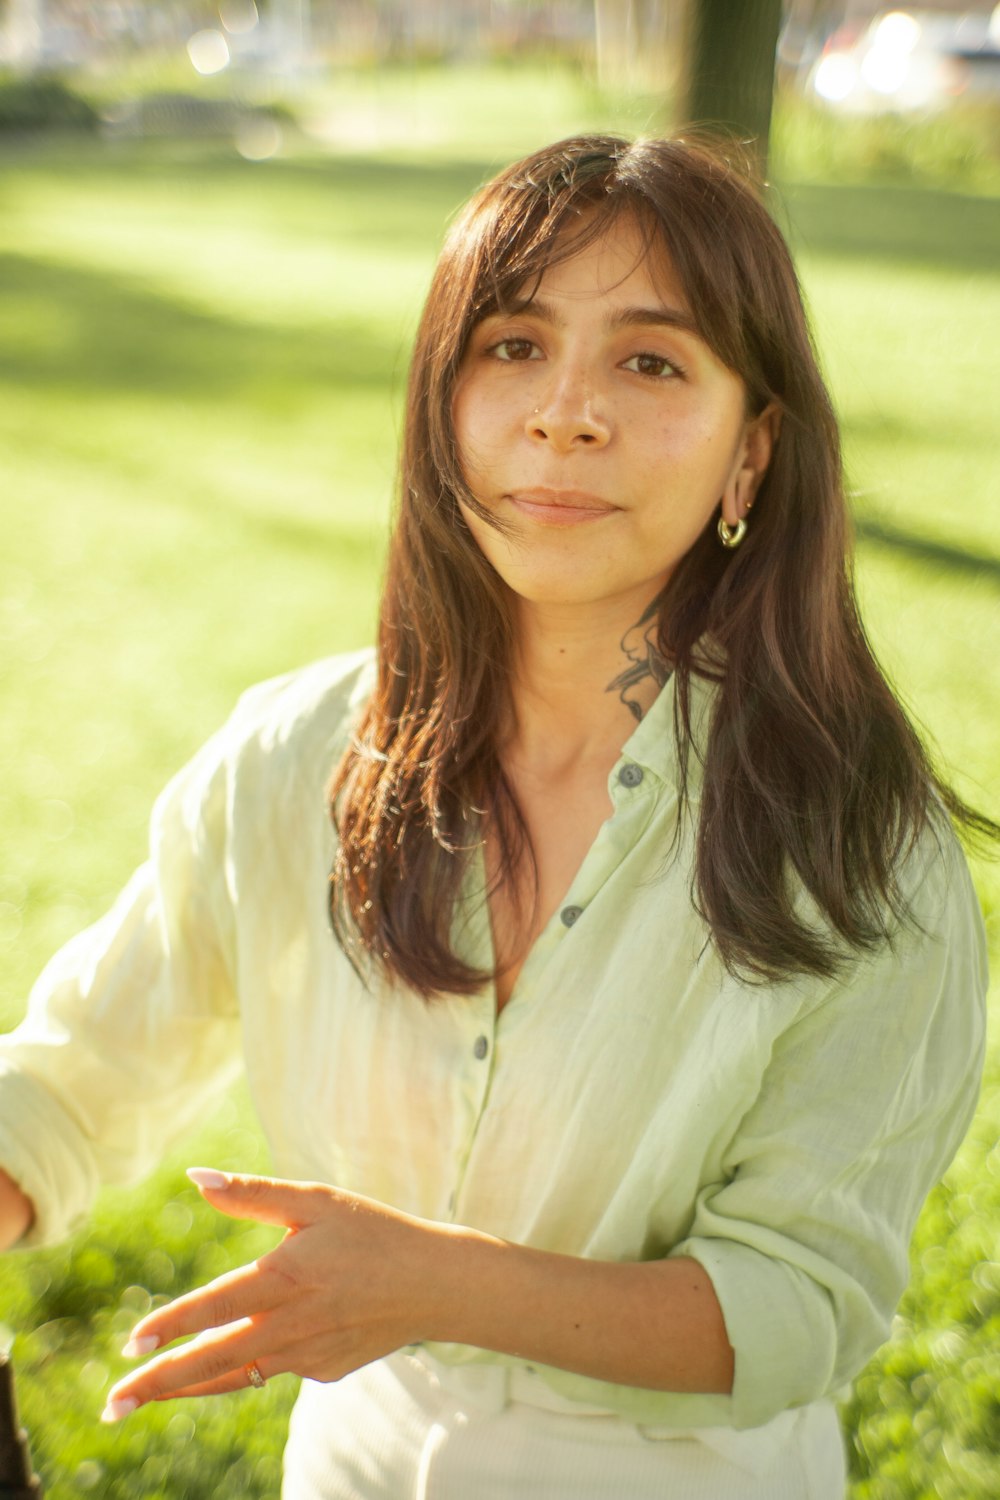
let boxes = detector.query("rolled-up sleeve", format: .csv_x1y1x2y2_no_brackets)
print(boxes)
0,717,243,1248
671,825,989,1428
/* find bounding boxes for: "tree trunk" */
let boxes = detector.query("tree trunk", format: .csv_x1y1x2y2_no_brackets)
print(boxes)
678,0,784,171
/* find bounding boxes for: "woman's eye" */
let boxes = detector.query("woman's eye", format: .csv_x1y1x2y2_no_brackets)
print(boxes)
490,338,540,363
622,352,681,379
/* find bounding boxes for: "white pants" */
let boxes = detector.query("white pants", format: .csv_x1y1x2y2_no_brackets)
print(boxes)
281,1350,847,1499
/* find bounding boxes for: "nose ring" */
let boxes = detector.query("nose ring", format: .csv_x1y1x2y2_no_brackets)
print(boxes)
533,407,540,415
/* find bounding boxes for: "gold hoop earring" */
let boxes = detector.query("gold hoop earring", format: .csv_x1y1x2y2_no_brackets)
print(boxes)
717,516,747,549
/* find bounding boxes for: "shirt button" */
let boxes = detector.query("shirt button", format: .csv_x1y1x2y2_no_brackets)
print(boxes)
473,1034,489,1060
560,904,584,927
618,762,644,788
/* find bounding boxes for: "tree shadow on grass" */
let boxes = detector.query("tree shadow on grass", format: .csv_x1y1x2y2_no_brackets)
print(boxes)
772,180,1000,274
856,516,1000,584
845,407,992,452
0,139,489,251
0,250,406,402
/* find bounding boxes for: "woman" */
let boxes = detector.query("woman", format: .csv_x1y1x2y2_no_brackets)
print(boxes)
0,136,991,1499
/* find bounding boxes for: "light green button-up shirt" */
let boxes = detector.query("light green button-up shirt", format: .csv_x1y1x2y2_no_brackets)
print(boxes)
0,650,988,1431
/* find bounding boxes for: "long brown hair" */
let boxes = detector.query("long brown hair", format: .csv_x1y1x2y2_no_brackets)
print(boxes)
329,134,995,996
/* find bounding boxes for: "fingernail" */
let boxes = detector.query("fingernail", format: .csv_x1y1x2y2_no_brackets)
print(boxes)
100,1397,139,1424
121,1334,160,1359
187,1167,230,1190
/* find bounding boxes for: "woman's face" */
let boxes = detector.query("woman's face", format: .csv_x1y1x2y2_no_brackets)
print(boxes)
452,213,775,619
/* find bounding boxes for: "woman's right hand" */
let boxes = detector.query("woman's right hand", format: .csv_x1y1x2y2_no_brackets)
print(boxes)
0,1169,35,1250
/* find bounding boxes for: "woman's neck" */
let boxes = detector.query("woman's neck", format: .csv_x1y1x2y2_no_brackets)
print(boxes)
503,592,670,778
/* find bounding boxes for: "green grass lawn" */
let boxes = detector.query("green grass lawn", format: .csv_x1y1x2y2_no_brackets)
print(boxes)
1,73,998,1497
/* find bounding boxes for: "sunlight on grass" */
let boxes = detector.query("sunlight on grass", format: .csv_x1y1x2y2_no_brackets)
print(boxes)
805,262,999,560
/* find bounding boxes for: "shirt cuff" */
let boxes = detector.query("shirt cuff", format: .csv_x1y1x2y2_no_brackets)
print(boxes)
673,1236,838,1428
0,1062,100,1248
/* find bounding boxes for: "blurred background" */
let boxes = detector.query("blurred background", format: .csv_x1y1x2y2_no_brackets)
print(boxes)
1,3,998,1497
2,0,1000,169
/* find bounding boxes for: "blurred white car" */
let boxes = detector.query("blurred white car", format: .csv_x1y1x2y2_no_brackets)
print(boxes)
806,9,1000,114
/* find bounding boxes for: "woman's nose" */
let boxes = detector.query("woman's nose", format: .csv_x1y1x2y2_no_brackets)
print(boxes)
525,372,611,450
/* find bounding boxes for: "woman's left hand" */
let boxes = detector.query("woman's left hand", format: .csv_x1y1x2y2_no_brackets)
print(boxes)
101,1169,443,1421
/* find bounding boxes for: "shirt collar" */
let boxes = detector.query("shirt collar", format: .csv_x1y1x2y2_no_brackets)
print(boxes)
616,662,717,789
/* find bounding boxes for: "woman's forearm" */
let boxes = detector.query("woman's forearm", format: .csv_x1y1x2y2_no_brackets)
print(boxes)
101,1177,733,1415
0,1169,35,1250
425,1228,734,1395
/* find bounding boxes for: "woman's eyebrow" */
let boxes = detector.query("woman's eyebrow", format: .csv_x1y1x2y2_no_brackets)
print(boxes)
607,304,702,337
495,296,702,339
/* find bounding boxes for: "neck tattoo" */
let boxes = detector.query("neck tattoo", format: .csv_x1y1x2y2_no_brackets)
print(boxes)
605,596,673,723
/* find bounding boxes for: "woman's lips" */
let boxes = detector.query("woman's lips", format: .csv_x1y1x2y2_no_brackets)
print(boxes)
506,489,618,526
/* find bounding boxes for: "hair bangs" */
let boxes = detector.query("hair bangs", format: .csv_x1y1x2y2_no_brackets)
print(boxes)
450,136,784,420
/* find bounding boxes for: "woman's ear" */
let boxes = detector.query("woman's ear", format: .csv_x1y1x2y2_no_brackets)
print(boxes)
721,403,782,526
